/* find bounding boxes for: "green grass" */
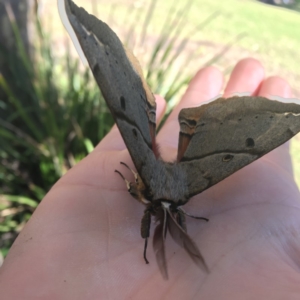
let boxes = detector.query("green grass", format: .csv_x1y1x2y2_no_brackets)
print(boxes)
191,0,300,85
0,8,115,255
83,0,300,95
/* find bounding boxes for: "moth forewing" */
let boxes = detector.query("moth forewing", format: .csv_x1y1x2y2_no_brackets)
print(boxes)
64,0,159,187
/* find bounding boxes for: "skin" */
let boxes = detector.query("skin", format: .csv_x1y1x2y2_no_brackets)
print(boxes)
1,58,300,299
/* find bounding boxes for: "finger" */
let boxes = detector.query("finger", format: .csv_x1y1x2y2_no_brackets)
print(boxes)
95,95,166,152
257,76,294,174
157,67,223,153
167,66,223,123
155,94,167,125
224,58,265,97
258,76,292,98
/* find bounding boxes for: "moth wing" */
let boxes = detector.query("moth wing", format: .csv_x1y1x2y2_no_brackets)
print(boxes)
177,96,300,198
167,208,208,273
153,208,168,279
65,0,158,181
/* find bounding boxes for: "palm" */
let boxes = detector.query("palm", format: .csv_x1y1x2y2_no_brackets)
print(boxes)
1,58,300,299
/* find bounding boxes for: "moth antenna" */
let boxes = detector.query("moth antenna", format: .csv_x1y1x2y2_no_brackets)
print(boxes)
115,169,126,180
143,238,149,264
178,208,209,222
115,170,131,190
120,161,131,169
120,162,139,181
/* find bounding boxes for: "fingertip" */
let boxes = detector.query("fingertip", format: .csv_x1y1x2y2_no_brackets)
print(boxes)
234,57,264,75
237,57,263,70
258,76,293,98
224,57,265,97
189,65,223,86
156,66,223,158
184,66,224,104
167,66,223,123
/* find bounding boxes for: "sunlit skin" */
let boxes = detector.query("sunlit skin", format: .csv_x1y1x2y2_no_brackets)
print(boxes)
1,58,300,299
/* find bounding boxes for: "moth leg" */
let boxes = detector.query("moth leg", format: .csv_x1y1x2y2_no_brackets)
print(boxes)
178,207,209,222
141,210,151,264
176,209,187,232
143,239,149,264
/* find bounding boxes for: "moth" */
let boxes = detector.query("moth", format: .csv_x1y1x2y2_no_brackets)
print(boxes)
64,0,300,279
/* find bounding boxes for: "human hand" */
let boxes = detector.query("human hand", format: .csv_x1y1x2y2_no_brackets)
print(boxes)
1,58,300,299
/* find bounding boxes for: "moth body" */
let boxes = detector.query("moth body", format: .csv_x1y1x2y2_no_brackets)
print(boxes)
115,162,209,279
65,0,300,279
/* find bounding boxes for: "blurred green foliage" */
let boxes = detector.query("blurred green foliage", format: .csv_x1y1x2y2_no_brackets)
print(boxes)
1,0,299,258
0,0,226,256
0,4,114,256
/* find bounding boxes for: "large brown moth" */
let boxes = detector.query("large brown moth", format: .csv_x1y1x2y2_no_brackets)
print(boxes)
64,0,300,279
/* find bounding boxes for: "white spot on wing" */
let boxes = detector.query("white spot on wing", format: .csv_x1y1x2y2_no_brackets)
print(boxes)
186,94,223,108
59,0,88,66
228,92,252,97
284,112,300,116
268,95,300,105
